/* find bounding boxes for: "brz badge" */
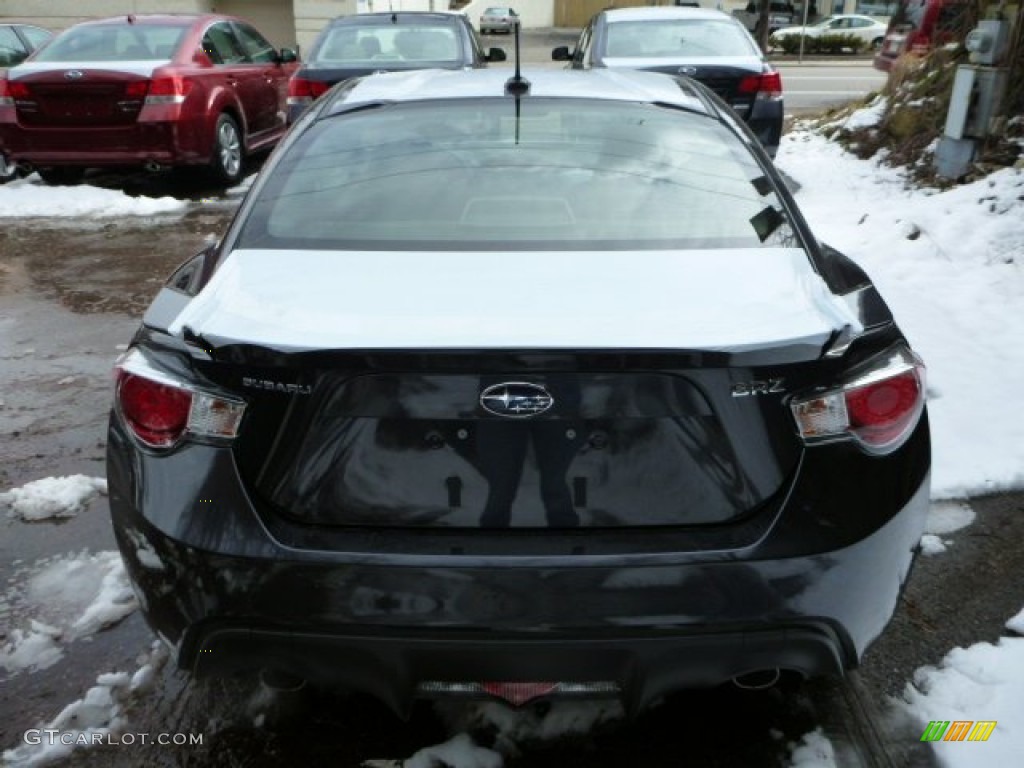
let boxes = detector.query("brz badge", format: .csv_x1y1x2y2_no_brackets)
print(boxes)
64,70,84,80
480,382,554,418
731,378,785,397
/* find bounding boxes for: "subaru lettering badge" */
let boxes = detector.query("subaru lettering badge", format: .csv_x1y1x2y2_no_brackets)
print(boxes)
480,382,554,418
677,66,698,76
64,70,84,80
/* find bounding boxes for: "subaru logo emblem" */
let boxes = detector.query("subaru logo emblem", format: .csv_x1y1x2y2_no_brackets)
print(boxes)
677,66,698,76
64,70,84,80
479,382,554,418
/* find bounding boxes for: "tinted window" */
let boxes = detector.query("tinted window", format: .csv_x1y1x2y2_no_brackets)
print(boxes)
234,22,276,63
239,99,793,251
604,20,759,58
315,24,461,64
0,26,28,67
21,26,53,49
32,23,187,61
202,23,246,65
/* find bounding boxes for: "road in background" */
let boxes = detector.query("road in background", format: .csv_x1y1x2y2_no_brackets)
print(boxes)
774,60,887,114
487,30,888,115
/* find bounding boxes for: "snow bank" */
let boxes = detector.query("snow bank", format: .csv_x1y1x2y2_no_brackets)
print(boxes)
1,475,107,521
1,551,137,678
900,630,1024,767
786,727,837,767
0,176,186,218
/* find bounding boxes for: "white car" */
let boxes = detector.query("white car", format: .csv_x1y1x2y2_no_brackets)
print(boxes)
770,14,889,50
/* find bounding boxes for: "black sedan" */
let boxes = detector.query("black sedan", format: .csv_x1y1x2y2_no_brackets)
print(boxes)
107,68,929,715
286,11,505,123
553,7,784,157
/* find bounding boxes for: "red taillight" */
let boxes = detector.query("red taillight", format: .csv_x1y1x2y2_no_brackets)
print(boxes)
791,347,926,455
0,79,31,104
124,80,150,99
117,373,193,449
845,370,922,449
145,75,193,105
287,77,330,100
738,71,783,100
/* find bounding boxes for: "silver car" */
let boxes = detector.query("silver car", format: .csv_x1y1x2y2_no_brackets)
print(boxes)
480,6,517,35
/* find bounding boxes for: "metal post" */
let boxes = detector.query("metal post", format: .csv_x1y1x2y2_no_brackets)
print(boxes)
798,0,810,64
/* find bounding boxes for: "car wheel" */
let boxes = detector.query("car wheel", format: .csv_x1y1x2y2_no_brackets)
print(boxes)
0,155,21,184
36,167,86,186
210,113,244,186
871,37,883,51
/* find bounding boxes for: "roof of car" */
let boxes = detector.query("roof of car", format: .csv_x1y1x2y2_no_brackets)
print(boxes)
600,7,734,22
71,14,218,27
327,11,468,25
324,68,710,116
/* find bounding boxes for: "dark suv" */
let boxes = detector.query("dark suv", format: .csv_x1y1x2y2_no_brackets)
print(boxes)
286,11,506,123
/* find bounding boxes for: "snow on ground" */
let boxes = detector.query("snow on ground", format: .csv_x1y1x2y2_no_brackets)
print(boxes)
0,174,186,218
2,642,167,768
920,500,977,556
0,551,137,677
1,475,107,521
786,727,838,767
899,632,1024,767
777,130,1024,500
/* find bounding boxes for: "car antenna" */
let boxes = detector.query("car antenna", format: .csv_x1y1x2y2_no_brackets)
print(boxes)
504,11,529,97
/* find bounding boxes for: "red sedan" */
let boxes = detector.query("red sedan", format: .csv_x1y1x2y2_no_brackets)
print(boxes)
0,14,298,186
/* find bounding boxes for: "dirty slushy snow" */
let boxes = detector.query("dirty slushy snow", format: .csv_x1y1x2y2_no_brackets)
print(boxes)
1,475,107,521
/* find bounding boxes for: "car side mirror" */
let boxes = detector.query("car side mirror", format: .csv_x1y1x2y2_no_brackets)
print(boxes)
276,48,298,64
551,46,573,61
487,48,506,62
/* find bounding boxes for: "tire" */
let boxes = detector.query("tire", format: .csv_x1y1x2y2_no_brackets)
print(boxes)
209,113,244,187
36,166,86,186
871,37,883,51
0,155,21,184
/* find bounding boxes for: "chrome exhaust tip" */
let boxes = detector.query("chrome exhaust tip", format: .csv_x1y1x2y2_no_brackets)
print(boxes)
732,668,781,691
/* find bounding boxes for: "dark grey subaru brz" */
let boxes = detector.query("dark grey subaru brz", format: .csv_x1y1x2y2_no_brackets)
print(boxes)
107,67,929,715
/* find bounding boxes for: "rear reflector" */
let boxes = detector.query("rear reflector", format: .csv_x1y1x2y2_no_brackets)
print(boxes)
791,346,925,454
416,681,620,706
114,349,245,450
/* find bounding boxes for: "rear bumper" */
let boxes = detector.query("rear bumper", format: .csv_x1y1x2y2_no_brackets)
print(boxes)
0,121,206,168
192,623,845,715
107,413,930,713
